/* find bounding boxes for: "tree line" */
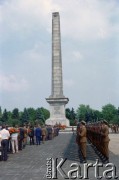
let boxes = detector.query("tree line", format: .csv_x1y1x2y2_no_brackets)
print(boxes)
66,103,119,125
0,103,119,126
0,107,50,127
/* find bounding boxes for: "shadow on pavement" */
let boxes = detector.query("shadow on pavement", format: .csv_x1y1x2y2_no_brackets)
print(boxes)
63,134,103,163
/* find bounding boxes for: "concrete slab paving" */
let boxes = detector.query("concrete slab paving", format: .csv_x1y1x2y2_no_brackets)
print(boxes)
0,133,118,180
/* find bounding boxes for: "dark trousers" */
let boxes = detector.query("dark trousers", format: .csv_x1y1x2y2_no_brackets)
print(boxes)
1,139,8,161
19,138,23,150
36,136,41,145
0,146,2,161
7,139,12,152
47,133,52,140
49,133,52,140
30,136,34,145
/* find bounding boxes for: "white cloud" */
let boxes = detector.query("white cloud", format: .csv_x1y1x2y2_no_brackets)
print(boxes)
63,51,83,64
72,51,83,61
20,44,44,63
64,79,75,88
0,0,119,110
0,74,29,92
60,0,118,40
0,0,119,41
0,0,59,36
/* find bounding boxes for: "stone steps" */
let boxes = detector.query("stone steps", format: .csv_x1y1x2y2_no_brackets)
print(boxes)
59,126,77,133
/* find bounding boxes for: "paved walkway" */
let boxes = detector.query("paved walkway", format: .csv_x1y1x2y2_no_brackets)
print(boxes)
109,133,119,155
0,133,119,180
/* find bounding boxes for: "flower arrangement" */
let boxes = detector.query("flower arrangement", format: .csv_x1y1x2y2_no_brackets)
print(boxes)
59,125,66,130
9,128,19,134
27,128,31,133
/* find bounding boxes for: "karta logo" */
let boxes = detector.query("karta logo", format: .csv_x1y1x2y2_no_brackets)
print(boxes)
46,158,118,179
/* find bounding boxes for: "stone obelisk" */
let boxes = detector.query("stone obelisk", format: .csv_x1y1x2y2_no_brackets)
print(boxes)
46,12,69,126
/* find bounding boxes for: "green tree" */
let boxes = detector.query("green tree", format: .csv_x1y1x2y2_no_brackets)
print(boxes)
7,118,20,127
70,108,76,125
70,108,76,120
36,108,42,120
12,108,19,119
66,108,71,120
76,105,92,122
0,106,2,122
2,109,8,123
35,108,44,125
0,106,2,126
93,110,102,121
27,107,36,123
40,107,50,120
20,108,29,125
65,108,76,125
117,107,119,116
102,104,118,123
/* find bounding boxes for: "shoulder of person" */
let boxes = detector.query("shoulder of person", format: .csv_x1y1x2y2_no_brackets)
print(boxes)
82,125,85,129
5,129,9,132
104,124,108,128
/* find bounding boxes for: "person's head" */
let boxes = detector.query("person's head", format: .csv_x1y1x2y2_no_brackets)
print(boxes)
2,124,6,129
38,124,41,128
80,121,86,126
102,120,108,126
15,125,18,128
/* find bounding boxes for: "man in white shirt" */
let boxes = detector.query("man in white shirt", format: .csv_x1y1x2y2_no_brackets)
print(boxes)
0,125,10,161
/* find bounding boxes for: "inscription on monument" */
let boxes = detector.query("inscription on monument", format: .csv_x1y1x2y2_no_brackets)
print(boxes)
54,106,60,114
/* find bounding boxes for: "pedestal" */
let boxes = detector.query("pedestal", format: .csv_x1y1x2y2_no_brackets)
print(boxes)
45,98,69,126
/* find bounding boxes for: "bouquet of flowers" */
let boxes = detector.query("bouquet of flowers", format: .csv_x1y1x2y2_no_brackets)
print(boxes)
59,125,66,130
9,127,19,134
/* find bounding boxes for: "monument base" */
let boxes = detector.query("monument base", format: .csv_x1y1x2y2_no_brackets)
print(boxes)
45,97,69,127
45,118,70,126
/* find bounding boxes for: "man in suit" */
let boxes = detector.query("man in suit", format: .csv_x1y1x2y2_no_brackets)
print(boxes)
78,121,87,163
28,126,34,145
101,120,110,163
18,127,24,150
35,125,42,145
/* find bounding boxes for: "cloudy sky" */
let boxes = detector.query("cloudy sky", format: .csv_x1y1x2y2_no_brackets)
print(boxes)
0,0,119,111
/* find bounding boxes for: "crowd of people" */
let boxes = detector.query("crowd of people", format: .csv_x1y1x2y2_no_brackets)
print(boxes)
110,124,119,133
76,120,110,163
0,121,118,163
0,124,60,161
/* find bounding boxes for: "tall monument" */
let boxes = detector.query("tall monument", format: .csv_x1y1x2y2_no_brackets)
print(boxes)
46,12,69,126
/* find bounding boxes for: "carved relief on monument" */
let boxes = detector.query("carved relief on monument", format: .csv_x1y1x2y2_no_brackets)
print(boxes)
54,106,60,115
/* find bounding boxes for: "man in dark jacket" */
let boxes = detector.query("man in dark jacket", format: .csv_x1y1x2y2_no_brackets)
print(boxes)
35,125,42,145
47,126,52,140
18,127,24,150
28,126,34,145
